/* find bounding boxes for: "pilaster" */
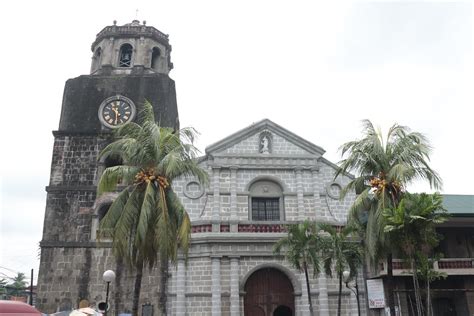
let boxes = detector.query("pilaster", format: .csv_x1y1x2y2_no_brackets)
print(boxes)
350,290,358,315
211,256,221,316
230,167,238,232
300,273,310,316
212,167,221,232
229,256,240,316
175,258,186,315
318,272,330,316
296,168,305,221
311,166,323,220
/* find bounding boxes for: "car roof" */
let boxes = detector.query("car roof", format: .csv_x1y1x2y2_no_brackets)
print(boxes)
0,301,41,315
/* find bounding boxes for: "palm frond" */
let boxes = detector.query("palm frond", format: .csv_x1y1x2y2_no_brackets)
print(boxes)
97,165,141,195
135,181,157,246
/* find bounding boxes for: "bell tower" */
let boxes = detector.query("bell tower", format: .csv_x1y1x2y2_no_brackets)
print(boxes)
37,21,179,313
58,20,179,134
90,19,173,76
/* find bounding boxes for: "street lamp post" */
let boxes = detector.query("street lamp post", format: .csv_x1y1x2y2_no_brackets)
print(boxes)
343,270,361,316
102,270,116,316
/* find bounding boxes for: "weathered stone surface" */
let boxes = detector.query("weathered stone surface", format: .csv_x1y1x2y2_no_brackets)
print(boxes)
38,21,179,315
58,74,179,133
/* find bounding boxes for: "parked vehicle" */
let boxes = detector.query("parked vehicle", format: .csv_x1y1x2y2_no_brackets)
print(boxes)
0,300,42,315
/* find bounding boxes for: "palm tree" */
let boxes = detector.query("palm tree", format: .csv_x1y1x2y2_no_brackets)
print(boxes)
384,193,448,316
273,220,323,316
0,278,7,296
10,273,27,296
335,120,442,315
320,224,362,316
97,100,208,315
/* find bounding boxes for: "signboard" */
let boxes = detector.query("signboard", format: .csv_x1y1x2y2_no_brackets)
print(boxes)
367,279,386,308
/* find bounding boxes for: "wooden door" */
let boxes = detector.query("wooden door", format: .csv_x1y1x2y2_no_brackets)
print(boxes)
244,268,294,316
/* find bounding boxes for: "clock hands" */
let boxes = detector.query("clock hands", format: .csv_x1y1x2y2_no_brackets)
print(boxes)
111,105,121,125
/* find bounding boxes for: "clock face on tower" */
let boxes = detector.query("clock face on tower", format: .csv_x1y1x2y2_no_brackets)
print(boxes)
98,95,136,128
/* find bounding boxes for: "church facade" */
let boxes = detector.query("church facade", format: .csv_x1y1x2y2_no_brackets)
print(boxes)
37,20,365,316
167,118,363,315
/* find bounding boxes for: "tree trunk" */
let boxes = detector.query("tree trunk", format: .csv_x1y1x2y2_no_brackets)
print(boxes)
159,256,169,315
386,253,396,316
114,257,124,315
411,258,422,316
303,262,315,316
361,245,371,315
426,278,431,316
132,260,144,316
337,270,342,316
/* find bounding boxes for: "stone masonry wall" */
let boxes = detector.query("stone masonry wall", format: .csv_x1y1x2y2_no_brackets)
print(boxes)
37,245,168,315
173,163,355,223
49,135,108,187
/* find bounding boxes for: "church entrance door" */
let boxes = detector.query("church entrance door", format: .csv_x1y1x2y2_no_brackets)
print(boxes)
244,268,294,316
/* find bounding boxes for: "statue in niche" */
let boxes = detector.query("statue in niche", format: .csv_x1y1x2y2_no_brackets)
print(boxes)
260,134,271,154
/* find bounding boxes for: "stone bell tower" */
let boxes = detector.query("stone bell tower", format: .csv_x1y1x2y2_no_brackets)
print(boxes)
37,20,179,314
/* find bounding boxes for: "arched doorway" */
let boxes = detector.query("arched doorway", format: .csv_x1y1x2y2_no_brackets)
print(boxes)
244,268,294,316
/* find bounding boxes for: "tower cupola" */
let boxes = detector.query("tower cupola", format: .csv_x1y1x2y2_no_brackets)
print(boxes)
90,20,173,75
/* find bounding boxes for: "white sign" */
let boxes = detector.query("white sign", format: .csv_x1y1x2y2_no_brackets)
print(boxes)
367,279,386,308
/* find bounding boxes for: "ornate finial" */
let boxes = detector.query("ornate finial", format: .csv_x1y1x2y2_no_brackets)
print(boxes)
135,9,139,19
113,20,117,25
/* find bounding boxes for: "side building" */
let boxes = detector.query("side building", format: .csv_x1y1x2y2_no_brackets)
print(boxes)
377,195,474,316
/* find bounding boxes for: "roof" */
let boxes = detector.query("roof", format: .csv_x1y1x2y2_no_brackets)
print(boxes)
442,194,474,216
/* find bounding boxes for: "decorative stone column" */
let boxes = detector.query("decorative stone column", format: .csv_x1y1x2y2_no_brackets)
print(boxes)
311,166,323,220
229,256,240,316
212,167,221,232
175,257,186,315
211,256,221,316
295,168,305,221
318,272,330,316
230,167,238,232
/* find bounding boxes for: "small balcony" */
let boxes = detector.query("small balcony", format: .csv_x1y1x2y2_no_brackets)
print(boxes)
379,258,474,276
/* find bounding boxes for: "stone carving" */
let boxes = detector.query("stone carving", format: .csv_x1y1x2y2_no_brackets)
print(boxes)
326,182,342,200
261,136,269,153
259,132,272,154
184,180,205,199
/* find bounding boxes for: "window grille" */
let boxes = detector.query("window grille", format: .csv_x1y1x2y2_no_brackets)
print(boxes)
251,197,280,221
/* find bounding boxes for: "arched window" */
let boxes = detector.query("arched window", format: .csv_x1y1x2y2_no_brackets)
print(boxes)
104,154,123,169
95,202,112,238
118,44,133,67
98,203,111,222
151,47,161,71
249,180,284,221
94,202,113,240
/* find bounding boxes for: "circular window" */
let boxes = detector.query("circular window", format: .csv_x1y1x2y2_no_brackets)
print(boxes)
326,182,342,200
183,181,204,199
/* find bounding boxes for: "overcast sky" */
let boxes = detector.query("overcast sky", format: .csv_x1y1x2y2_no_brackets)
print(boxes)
0,0,472,284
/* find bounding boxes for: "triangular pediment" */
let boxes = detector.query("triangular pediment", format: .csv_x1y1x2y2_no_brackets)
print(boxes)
205,119,325,157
